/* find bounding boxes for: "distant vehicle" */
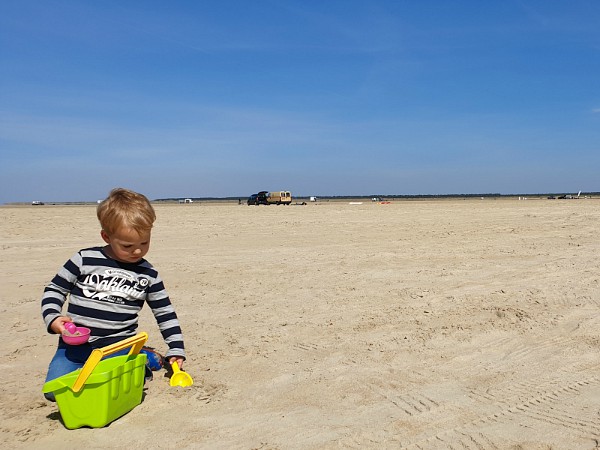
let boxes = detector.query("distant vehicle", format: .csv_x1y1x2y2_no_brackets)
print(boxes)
247,191,292,205
247,191,268,205
247,194,257,205
266,191,292,205
558,191,582,200
32,201,44,205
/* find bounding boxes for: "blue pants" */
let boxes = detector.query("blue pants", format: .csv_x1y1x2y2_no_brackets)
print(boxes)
44,342,131,401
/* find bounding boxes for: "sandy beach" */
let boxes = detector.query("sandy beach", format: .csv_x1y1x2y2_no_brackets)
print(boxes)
1,199,599,449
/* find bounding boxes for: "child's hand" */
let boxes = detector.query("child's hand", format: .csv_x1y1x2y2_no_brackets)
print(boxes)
168,356,185,370
50,316,73,334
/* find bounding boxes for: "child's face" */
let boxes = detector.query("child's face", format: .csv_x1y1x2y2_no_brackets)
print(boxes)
101,227,151,263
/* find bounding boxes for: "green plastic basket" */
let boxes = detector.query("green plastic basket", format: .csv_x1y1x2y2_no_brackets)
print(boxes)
43,353,147,429
43,333,149,429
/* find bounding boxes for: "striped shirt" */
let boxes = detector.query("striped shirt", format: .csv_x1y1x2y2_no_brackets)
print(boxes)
41,246,185,359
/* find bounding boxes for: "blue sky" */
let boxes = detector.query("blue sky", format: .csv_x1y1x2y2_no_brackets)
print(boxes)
1,1,599,203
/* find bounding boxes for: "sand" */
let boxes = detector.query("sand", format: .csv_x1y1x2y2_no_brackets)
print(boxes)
1,199,599,449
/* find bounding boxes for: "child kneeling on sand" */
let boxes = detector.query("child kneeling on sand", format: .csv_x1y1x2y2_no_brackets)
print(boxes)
41,188,186,400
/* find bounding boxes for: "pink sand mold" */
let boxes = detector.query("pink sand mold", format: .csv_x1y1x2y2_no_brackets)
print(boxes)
62,323,91,345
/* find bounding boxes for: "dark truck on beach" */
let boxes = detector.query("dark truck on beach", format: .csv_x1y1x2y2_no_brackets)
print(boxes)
247,191,269,205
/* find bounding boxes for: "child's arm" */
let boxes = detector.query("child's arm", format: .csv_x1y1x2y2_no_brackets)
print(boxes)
146,274,186,364
41,252,82,333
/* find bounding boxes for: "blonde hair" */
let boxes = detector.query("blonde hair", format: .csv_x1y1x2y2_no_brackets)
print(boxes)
97,188,156,235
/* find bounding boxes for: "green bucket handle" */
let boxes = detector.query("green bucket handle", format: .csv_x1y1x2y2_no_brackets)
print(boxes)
71,332,148,393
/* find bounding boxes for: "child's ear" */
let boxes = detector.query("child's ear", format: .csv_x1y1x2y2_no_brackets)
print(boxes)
100,230,111,244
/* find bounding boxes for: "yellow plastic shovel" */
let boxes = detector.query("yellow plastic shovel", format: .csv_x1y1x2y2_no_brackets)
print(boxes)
71,332,148,393
169,362,193,387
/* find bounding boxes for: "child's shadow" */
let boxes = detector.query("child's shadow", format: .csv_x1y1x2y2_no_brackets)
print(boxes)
46,411,62,422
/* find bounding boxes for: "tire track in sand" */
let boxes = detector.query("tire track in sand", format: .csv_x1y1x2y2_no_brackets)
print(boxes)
401,375,600,449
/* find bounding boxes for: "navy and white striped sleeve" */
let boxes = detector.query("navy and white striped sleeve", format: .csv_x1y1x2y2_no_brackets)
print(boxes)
41,252,82,332
146,273,186,360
